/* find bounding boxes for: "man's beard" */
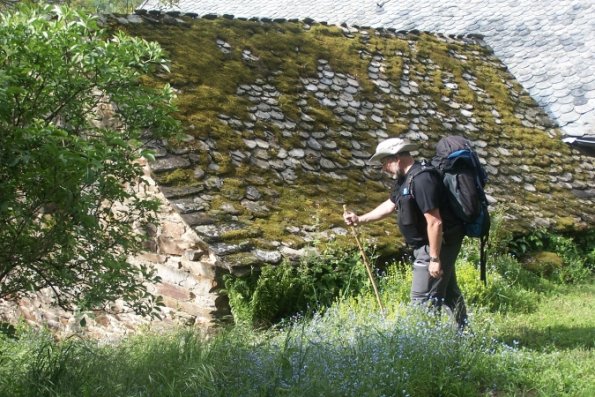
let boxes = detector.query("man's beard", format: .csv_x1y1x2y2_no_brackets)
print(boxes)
396,168,405,179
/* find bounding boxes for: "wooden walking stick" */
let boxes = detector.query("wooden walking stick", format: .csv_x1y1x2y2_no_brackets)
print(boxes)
343,205,385,312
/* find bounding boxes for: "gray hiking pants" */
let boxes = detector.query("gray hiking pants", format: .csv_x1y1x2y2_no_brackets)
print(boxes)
411,227,468,328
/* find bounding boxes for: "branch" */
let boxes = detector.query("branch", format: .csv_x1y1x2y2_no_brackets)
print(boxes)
30,262,72,311
43,84,92,125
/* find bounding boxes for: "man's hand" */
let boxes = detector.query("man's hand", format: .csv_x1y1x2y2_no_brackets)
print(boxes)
343,210,359,226
429,259,443,278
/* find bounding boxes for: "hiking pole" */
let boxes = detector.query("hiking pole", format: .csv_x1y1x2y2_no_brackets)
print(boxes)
343,205,385,312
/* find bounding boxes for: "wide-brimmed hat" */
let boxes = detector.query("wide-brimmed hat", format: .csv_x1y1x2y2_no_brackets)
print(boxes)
369,138,418,163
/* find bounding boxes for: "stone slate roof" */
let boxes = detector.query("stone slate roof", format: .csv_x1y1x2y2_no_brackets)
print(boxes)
138,0,595,152
112,13,595,274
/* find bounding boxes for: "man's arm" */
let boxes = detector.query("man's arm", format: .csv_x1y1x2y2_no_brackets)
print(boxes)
343,198,396,226
424,208,443,278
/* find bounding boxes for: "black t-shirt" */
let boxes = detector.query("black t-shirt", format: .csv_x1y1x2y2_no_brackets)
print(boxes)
390,161,460,248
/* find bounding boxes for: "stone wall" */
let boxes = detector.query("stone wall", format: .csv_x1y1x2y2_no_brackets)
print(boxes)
0,160,230,339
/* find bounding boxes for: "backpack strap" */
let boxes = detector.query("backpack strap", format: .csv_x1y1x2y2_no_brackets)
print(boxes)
480,233,488,285
406,161,436,199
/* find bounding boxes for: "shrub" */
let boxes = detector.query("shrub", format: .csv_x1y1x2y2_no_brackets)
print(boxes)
225,205,593,327
457,256,542,314
510,229,593,284
0,4,178,315
1,306,543,397
546,234,592,283
523,251,563,276
223,245,369,327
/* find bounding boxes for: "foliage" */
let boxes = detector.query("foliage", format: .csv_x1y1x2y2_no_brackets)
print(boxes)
378,253,546,315
458,209,592,311
0,209,593,396
1,284,594,397
508,228,593,283
0,0,148,14
508,228,551,257
577,229,595,265
68,0,144,14
224,245,368,328
0,5,179,315
457,256,544,313
377,259,412,304
460,206,592,287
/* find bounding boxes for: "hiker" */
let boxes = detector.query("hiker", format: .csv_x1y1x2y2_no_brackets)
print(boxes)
343,137,468,328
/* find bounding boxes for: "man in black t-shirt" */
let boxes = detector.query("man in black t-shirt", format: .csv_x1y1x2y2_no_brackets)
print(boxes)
343,137,467,328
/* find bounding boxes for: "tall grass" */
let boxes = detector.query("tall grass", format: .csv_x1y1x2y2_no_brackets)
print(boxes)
0,308,525,396
1,281,593,397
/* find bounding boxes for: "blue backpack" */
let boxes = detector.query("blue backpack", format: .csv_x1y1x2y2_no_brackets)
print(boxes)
431,136,490,284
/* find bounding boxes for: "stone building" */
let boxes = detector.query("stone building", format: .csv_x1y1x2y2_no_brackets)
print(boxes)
1,4,594,339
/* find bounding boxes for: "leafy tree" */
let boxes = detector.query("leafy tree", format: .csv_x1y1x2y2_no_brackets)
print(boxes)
62,0,145,14
0,4,179,316
0,0,176,14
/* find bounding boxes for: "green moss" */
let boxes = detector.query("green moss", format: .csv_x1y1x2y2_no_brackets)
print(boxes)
555,216,579,231
252,238,281,250
220,227,263,241
277,93,301,121
307,102,341,129
308,26,370,81
220,177,245,193
210,151,234,175
225,252,261,268
117,16,593,256
524,251,563,275
534,182,551,193
326,150,351,166
386,122,408,137
157,168,196,186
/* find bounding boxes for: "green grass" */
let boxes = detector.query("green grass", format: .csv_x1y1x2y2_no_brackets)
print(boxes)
487,282,595,397
1,279,593,397
2,224,592,396
493,282,594,351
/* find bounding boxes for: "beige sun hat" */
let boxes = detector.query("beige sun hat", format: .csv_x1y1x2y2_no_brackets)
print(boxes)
369,138,418,163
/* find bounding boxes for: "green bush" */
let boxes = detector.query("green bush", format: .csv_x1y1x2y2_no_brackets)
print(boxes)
457,256,542,314
375,253,544,315
509,229,593,284
453,215,593,314
223,245,368,327
577,229,595,268
0,307,536,397
224,206,593,328
0,4,178,315
546,234,592,283
523,251,564,276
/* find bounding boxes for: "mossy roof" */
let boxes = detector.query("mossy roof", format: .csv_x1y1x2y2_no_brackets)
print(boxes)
138,0,595,144
112,14,595,270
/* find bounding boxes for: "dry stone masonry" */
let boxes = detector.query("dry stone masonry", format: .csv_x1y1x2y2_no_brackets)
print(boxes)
129,12,593,290
139,0,595,145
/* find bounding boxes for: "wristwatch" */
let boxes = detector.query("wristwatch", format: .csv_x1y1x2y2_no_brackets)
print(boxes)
429,256,440,263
